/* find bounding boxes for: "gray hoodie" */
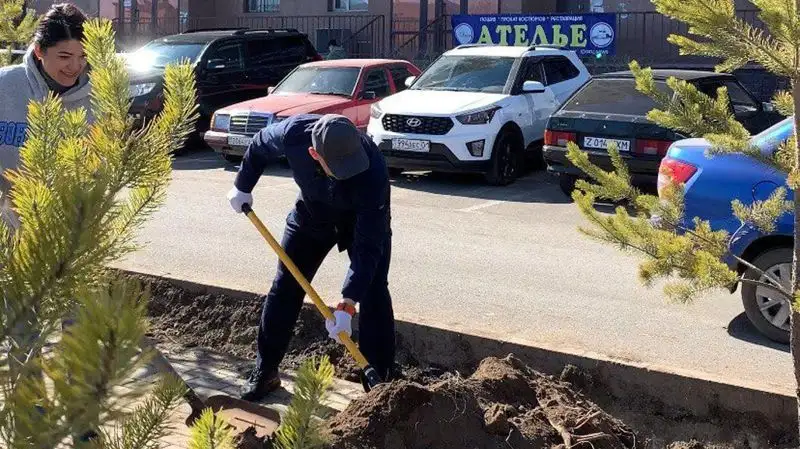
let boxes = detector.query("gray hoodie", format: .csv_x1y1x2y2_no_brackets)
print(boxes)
0,46,93,228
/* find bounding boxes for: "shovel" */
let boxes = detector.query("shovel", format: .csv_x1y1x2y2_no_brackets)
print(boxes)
140,336,282,439
241,203,383,392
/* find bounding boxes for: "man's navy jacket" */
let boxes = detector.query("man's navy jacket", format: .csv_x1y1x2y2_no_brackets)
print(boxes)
234,114,392,305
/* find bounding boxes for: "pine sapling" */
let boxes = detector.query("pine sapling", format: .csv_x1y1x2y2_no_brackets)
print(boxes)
273,356,335,449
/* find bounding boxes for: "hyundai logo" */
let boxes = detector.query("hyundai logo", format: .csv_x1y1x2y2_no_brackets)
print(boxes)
406,117,422,127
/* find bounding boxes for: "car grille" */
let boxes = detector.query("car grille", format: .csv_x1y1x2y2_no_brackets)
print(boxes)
382,114,454,135
229,112,274,137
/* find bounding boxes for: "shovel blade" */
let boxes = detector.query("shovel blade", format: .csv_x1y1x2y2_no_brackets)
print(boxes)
190,395,282,439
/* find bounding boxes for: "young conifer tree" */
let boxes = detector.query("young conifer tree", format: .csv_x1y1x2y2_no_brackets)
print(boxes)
564,0,800,436
0,0,36,65
0,1,214,446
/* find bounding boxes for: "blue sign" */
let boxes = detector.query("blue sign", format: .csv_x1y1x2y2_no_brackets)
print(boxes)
451,14,616,56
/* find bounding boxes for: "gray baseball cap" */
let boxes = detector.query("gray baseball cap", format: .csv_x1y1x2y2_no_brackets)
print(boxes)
311,114,369,180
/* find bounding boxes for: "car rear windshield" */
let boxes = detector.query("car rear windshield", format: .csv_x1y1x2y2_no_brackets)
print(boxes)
272,66,360,97
561,78,671,115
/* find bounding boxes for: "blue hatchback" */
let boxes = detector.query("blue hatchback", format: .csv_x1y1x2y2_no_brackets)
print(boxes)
657,117,794,343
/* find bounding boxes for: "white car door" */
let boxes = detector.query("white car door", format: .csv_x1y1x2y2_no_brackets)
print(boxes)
515,58,558,145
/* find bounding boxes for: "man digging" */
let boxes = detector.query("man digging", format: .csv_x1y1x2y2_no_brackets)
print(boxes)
227,113,395,400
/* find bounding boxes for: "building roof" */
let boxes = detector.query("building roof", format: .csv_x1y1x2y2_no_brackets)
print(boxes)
595,69,736,81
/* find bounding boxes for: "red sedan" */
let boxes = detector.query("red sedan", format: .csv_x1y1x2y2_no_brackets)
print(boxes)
204,58,421,162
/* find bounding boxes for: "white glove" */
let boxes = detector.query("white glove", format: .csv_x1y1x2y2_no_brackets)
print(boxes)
325,309,353,344
227,186,253,214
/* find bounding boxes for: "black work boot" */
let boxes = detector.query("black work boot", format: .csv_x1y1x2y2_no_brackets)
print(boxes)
240,368,281,402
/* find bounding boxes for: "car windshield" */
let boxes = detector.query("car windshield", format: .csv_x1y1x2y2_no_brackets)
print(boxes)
561,78,672,115
272,66,361,97
126,41,206,69
410,55,515,93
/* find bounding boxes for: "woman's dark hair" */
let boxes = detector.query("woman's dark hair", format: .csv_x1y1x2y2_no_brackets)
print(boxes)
33,3,87,51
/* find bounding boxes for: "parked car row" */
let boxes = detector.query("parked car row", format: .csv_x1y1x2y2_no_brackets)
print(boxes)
200,40,594,186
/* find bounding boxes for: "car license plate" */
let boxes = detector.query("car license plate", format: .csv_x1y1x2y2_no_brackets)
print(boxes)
584,136,630,152
392,138,429,152
228,135,252,148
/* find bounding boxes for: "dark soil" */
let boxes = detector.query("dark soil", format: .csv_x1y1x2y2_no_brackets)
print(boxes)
143,275,364,381
325,354,636,449
136,275,795,449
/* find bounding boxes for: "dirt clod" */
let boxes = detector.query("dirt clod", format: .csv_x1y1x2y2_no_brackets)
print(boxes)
483,403,511,435
668,441,706,449
235,427,269,449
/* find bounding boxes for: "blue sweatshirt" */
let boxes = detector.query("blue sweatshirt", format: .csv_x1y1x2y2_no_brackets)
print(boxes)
234,114,392,305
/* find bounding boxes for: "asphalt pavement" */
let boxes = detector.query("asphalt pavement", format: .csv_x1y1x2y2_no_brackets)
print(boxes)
113,149,793,396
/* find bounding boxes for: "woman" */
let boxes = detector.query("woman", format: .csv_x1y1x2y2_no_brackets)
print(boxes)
0,3,97,442
0,3,92,229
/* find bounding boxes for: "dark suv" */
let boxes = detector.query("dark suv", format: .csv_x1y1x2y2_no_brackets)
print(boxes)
125,28,321,143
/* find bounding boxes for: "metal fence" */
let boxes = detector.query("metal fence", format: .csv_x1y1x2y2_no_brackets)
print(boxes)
113,14,386,58
390,9,764,70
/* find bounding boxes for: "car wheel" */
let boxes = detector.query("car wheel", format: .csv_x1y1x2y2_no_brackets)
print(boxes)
558,173,578,197
741,247,792,344
223,154,243,164
485,130,521,186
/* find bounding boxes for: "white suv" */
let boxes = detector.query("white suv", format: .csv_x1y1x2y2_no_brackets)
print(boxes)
367,44,589,185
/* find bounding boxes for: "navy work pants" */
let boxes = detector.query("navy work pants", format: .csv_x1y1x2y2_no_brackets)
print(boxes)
254,208,395,380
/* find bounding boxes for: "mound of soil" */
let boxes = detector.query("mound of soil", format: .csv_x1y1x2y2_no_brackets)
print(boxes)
325,354,635,449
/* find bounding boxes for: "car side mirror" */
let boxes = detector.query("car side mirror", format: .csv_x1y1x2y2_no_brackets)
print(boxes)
360,91,377,100
267,86,276,94
522,81,546,94
405,76,416,88
762,101,776,113
206,58,226,70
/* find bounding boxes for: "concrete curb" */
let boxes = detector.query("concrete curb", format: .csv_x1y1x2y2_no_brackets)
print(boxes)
118,268,797,432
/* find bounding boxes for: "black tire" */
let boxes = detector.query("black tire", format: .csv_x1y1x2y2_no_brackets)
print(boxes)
223,154,243,164
526,143,546,172
558,173,578,197
741,247,791,344
388,167,404,177
485,130,522,186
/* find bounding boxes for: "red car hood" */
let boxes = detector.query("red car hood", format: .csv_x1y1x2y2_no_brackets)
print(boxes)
218,93,353,116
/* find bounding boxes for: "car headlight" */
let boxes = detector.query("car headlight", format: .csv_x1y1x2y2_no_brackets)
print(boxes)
211,113,230,132
456,106,501,125
129,82,156,98
370,103,383,119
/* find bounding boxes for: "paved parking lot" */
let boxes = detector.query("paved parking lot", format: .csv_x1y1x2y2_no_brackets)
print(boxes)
114,149,793,395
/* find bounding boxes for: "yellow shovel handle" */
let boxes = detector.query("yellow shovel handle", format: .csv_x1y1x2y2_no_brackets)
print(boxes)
243,204,370,369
